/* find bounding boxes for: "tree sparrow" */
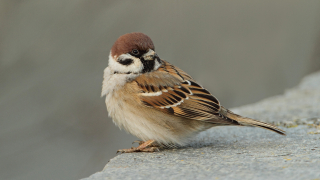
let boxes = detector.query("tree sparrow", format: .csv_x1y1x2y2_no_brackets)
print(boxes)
101,32,285,153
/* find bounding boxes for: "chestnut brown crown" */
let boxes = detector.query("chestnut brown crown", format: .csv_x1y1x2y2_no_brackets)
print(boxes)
111,32,155,58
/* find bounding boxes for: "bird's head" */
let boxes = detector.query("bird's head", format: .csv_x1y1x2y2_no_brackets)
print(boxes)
108,32,161,74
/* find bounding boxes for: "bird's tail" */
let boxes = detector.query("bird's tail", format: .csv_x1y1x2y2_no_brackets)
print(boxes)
220,106,286,135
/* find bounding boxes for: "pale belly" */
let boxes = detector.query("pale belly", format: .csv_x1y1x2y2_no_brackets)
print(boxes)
105,92,211,146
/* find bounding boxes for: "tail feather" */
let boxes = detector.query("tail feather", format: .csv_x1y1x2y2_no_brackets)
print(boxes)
236,116,286,135
220,106,286,135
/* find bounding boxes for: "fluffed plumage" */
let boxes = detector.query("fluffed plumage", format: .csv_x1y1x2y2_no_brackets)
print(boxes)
102,32,285,153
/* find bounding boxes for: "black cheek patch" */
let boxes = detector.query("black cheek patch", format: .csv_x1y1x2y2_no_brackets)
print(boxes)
119,59,133,66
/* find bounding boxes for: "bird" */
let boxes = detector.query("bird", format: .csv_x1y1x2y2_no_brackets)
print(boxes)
101,32,285,153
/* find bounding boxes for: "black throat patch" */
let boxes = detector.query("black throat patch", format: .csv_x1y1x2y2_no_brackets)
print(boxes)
140,57,155,73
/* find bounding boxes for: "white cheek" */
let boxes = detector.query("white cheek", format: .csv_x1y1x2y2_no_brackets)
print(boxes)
108,53,143,73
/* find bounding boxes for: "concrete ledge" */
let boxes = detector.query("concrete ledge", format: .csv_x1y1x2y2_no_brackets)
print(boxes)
83,71,320,180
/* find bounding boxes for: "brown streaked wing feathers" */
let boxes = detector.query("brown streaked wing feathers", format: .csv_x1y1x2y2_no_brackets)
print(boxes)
135,60,222,121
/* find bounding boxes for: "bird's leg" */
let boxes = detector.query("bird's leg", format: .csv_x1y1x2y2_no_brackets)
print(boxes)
132,140,145,146
132,140,159,147
117,140,160,153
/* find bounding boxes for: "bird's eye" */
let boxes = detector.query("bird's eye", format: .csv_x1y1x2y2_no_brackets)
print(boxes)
132,49,139,55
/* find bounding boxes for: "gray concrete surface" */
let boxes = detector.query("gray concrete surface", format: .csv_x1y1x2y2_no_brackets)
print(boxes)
83,71,320,180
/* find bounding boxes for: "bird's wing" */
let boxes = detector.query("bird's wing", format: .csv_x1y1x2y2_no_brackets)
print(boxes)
134,60,228,122
134,60,285,133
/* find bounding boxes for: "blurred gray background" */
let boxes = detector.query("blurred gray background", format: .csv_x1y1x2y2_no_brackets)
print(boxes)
1,1,320,180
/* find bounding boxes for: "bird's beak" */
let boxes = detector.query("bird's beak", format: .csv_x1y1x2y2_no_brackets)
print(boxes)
142,49,156,61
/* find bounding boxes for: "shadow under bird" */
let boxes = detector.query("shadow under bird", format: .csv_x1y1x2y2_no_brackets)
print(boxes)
101,32,285,153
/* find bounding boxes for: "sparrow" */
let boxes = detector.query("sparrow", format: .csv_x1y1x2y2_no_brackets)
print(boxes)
101,32,285,153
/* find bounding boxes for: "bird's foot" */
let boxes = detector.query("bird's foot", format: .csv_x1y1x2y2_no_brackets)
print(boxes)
117,140,160,153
